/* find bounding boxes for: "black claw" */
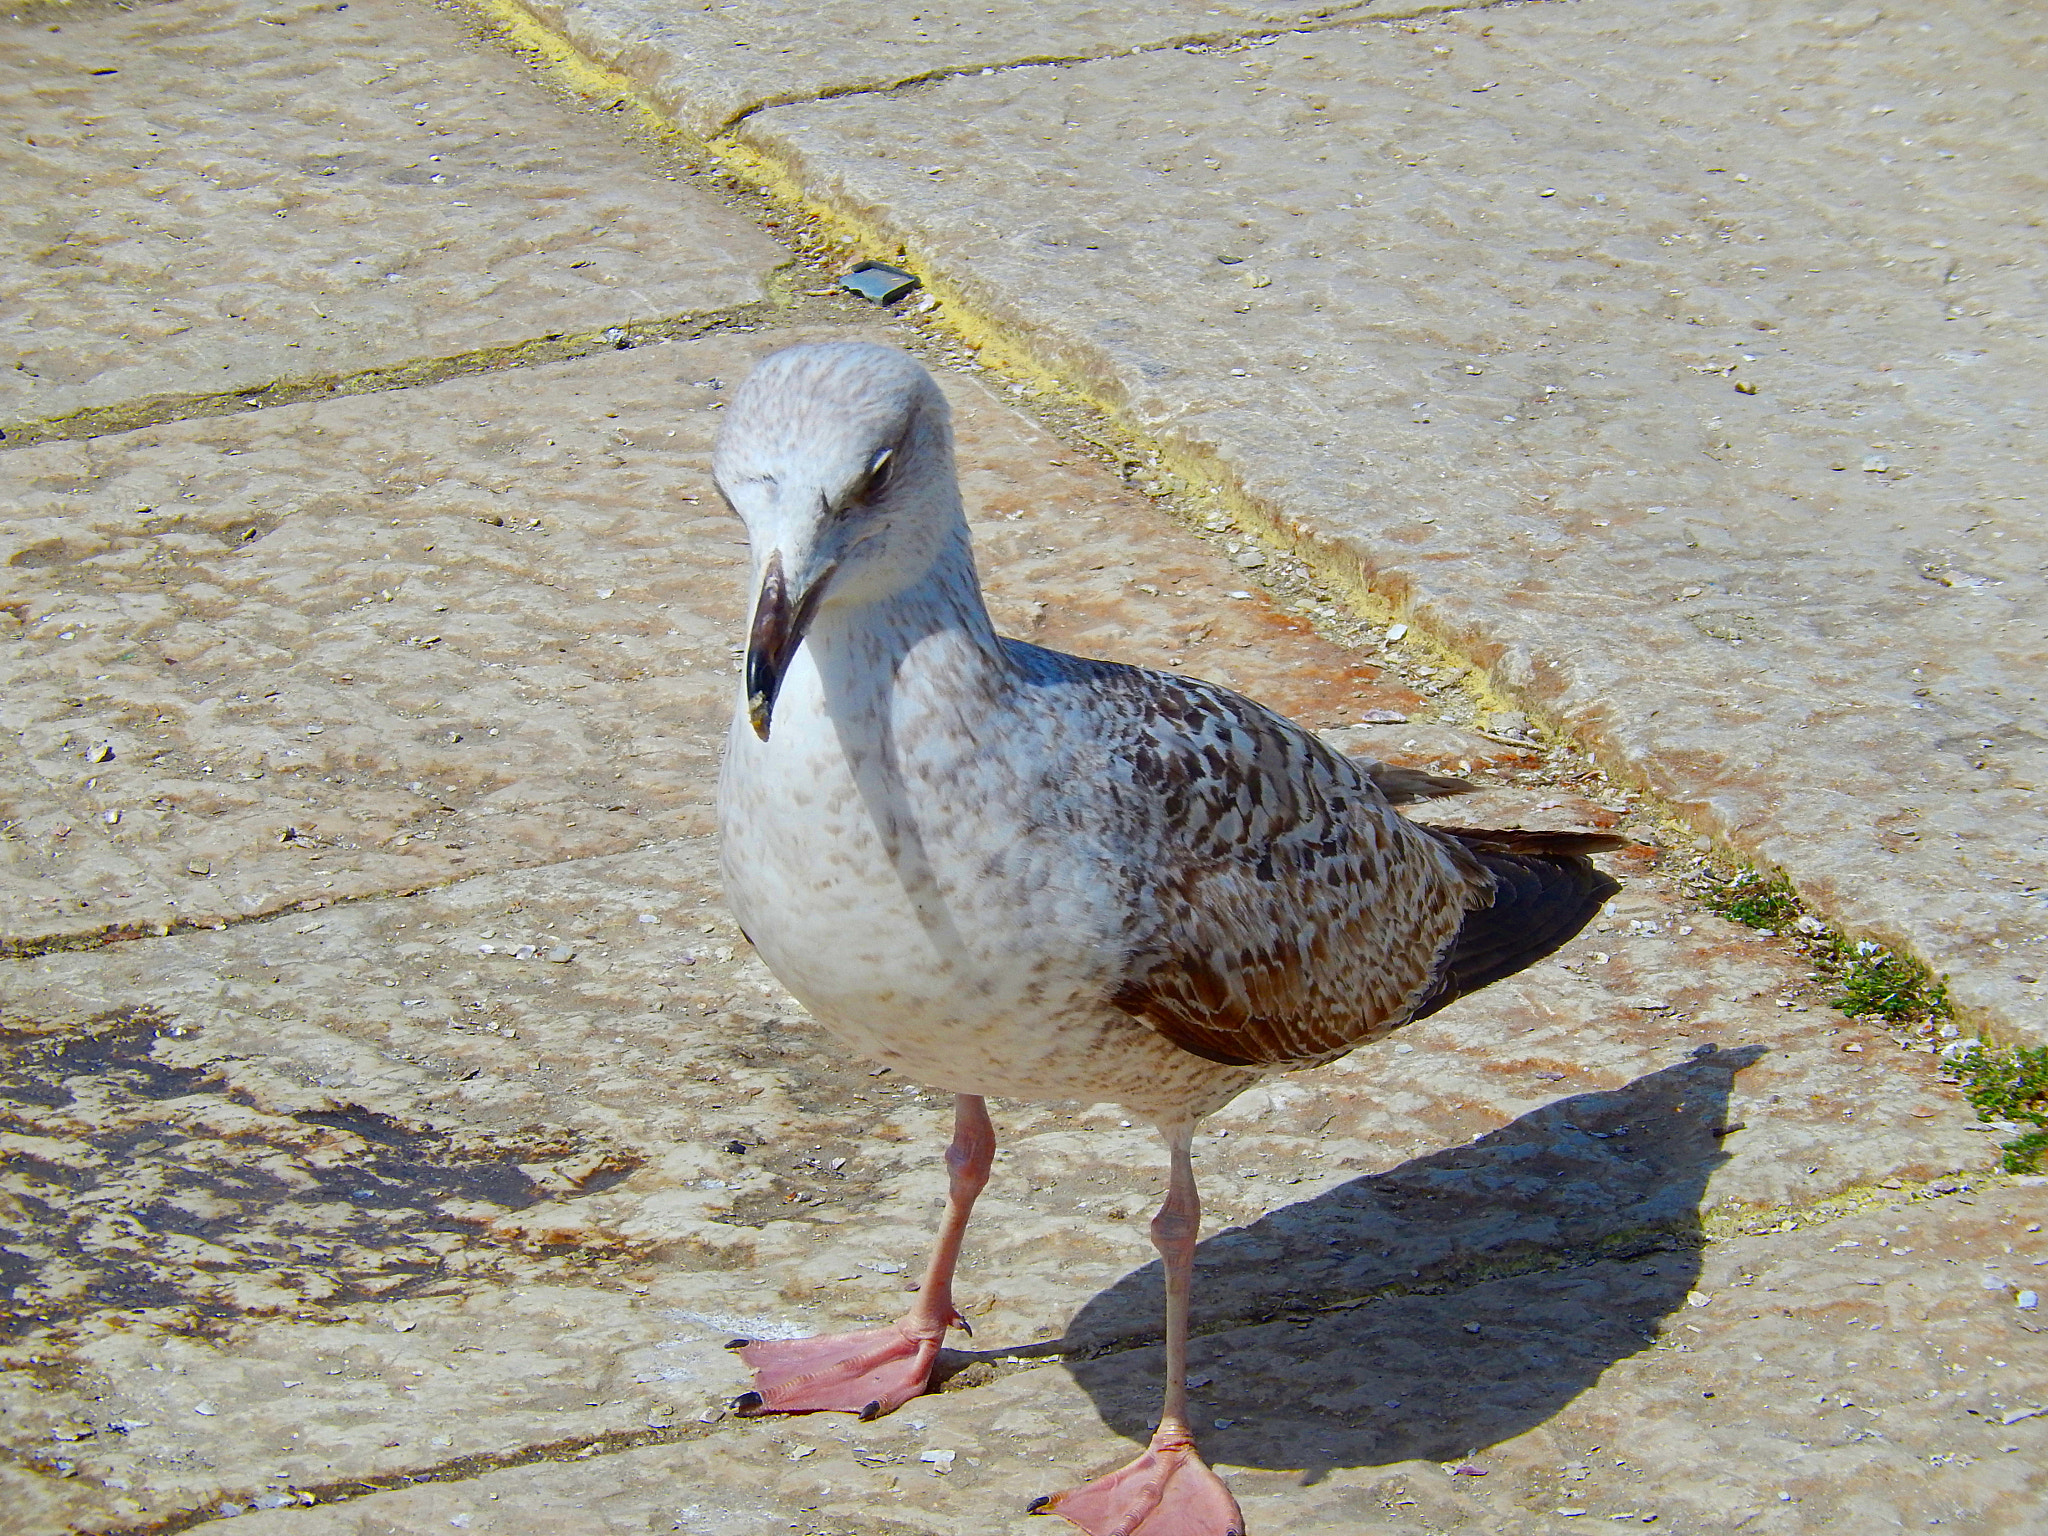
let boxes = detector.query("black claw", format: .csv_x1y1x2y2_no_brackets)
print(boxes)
724,1337,753,1351
955,1315,974,1338
730,1390,765,1416
857,1399,884,1422
1025,1495,1053,1515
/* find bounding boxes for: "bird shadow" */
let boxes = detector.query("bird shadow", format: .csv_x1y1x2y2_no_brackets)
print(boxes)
953,1044,1763,1478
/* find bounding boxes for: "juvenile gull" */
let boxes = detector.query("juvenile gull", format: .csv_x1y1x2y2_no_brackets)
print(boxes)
714,341,1621,1536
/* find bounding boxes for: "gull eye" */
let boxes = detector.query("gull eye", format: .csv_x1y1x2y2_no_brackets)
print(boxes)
853,448,894,507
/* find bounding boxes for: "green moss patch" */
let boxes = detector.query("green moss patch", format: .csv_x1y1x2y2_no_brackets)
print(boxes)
1960,1044,2048,1175
1694,866,1951,1027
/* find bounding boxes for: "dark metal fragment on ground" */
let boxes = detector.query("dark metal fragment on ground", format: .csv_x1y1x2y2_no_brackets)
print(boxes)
840,261,920,304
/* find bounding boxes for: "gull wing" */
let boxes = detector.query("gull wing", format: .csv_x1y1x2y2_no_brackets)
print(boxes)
1024,651,1622,1070
1038,655,1482,1069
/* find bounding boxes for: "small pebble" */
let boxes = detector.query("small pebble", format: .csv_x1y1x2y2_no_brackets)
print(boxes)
2017,1290,2039,1311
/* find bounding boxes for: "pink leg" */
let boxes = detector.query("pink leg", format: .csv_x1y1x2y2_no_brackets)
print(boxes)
1032,1122,1244,1536
731,1093,995,1420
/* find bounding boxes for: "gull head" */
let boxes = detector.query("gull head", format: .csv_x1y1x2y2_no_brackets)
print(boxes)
714,341,961,739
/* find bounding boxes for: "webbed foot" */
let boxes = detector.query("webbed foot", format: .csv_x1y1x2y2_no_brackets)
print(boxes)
728,1320,949,1419
1029,1424,1244,1536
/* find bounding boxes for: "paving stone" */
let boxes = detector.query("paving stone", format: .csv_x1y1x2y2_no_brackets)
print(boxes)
0,800,1997,1528
706,0,2048,1042
0,317,2013,1533
9,1,2041,1529
0,325,1414,954
1065,1180,2048,1534
82,1181,2047,1533
0,0,784,426
511,0,1467,140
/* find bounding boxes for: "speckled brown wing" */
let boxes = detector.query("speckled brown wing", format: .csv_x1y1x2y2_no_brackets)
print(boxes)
1026,648,1485,1071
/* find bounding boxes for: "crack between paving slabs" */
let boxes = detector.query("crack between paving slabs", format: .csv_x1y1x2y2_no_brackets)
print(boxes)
69,1423,722,1536
69,1174,2008,1534
0,835,705,959
712,0,1518,134
486,0,1523,138
0,299,793,451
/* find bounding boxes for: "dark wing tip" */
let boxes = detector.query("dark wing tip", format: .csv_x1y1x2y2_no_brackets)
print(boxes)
1410,829,1624,1020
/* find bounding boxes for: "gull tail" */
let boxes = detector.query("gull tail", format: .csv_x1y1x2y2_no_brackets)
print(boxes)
1409,826,1626,1020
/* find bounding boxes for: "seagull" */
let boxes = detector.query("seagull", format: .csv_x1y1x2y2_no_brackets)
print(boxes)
713,341,1621,1536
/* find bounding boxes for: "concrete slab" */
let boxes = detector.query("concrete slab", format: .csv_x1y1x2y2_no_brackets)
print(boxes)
507,0,1472,140
0,319,2008,1529
3,846,2029,1532
0,0,784,429
665,0,2048,1043
0,535,2004,1532
0,326,1422,953
4,7,2039,1525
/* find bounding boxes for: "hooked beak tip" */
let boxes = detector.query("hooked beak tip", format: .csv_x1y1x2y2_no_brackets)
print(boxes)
744,550,834,744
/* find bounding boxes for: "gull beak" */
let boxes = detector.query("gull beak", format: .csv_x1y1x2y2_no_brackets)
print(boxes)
745,551,836,740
